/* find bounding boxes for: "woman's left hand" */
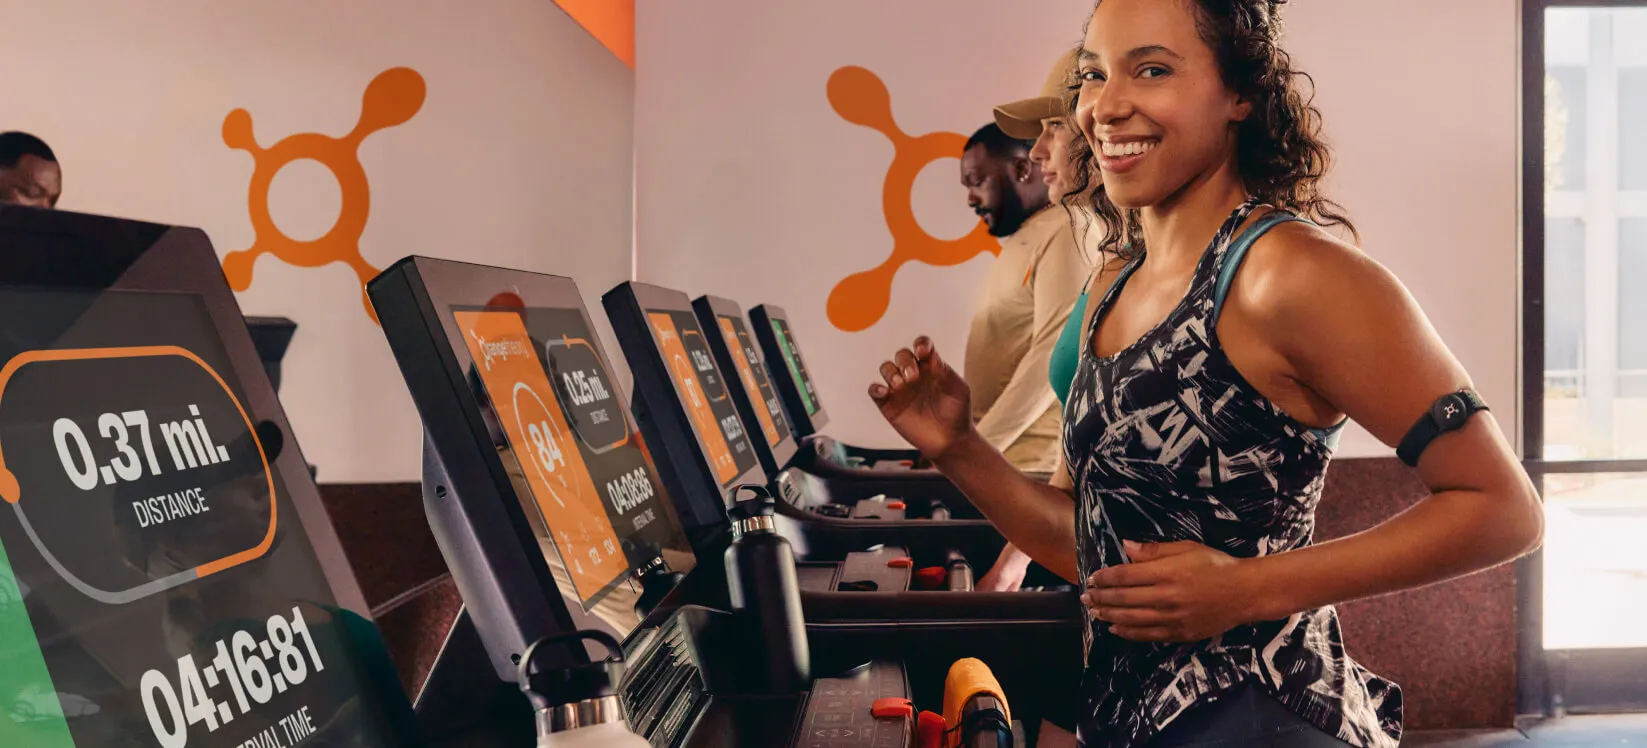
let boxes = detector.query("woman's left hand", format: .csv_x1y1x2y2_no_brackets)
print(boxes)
1083,540,1262,642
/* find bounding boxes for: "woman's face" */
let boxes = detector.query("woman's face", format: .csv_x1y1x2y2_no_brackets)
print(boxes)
1029,117,1083,200
1073,0,1249,209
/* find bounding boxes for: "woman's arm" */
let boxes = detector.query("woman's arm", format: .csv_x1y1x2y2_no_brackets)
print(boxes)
978,452,1078,591
1087,222,1542,641
1241,223,1542,616
933,430,1081,583
869,340,1082,582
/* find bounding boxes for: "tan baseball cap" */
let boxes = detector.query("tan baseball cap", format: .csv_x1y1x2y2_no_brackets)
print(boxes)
993,47,1080,140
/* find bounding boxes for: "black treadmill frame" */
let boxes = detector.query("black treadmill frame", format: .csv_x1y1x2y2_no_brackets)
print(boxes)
0,205,421,746
692,294,800,479
604,282,766,534
749,303,828,438
369,257,691,685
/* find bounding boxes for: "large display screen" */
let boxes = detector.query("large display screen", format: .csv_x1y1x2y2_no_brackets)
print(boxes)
0,289,397,748
769,318,821,417
713,315,790,450
453,307,680,609
644,311,756,487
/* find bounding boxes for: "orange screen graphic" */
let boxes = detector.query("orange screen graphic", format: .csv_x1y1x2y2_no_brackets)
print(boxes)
456,310,626,602
718,317,780,448
648,313,738,484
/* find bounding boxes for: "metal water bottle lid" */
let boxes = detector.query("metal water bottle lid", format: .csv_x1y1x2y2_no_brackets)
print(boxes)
728,485,778,538
519,630,630,736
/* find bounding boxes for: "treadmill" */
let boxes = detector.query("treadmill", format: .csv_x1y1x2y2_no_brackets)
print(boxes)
367,256,1082,747
747,304,991,488
604,281,1079,601
692,294,977,521
0,206,421,748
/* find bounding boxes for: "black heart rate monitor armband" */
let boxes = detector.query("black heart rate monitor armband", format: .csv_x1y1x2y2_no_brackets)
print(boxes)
1396,389,1489,467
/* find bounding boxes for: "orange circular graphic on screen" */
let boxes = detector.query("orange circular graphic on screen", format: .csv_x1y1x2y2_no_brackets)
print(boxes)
825,66,1000,332
513,382,579,510
221,67,427,324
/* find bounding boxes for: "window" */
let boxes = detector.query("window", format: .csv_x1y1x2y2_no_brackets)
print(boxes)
1525,1,1647,716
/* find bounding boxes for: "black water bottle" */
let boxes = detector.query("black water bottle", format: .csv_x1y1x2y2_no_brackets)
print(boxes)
725,487,810,693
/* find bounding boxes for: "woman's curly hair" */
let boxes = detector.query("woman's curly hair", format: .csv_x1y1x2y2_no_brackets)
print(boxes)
1062,0,1355,260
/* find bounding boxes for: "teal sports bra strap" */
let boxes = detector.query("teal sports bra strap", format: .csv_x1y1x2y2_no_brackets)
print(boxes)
1210,211,1309,329
1209,210,1344,446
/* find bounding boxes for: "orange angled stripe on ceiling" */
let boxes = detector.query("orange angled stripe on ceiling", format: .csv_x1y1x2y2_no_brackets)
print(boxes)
553,0,635,69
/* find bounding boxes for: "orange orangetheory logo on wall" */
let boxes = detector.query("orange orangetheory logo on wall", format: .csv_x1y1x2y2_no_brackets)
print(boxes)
221,67,427,324
825,67,1000,333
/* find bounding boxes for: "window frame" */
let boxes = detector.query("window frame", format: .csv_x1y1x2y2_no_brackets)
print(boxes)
1521,0,1647,718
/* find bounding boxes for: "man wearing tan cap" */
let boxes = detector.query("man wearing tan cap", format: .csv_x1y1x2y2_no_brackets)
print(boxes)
961,49,1088,591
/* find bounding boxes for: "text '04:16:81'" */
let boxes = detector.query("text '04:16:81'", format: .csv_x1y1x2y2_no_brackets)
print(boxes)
141,607,325,748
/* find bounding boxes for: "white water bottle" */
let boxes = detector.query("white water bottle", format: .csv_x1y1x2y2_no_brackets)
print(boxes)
537,721,650,748
519,631,650,748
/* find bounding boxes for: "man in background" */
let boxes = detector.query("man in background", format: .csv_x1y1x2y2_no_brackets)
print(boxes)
0,132,62,208
959,123,1085,592
958,123,1086,480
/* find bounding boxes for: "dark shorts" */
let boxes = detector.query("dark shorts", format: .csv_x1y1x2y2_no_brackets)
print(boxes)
1147,683,1351,747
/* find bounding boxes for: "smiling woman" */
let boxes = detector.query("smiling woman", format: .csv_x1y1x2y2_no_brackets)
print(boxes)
1064,1,1353,263
867,0,1543,746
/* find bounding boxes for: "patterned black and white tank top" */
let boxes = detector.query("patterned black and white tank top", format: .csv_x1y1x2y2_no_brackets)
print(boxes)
1063,199,1403,748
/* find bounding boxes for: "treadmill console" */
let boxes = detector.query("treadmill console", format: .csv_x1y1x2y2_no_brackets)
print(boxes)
374,262,930,748
604,283,767,531
370,258,698,684
0,207,418,748
748,304,826,438
691,295,799,479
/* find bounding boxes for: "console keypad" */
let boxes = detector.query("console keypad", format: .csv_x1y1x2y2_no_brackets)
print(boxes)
848,496,906,520
836,546,911,592
797,660,910,748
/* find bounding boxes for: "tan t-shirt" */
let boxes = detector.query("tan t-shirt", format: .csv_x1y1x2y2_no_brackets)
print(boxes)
964,206,1088,473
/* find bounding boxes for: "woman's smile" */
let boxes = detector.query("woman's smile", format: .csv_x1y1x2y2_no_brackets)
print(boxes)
1095,135,1160,175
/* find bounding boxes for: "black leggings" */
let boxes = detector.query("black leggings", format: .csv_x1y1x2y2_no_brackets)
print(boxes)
1147,683,1351,747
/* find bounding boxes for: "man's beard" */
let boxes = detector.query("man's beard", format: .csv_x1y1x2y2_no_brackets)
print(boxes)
983,189,1029,237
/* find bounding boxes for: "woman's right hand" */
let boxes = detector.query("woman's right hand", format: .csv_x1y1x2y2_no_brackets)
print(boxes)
868,336,973,460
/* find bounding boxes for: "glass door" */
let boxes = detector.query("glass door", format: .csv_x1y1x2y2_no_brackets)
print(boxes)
1523,0,1647,716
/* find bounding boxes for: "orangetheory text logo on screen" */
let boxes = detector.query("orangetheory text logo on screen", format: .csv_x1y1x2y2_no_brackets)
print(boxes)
221,67,427,324
825,66,1001,333
468,330,529,372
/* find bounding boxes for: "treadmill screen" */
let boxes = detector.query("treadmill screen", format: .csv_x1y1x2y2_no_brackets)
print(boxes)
714,316,789,449
454,308,675,607
769,318,820,416
644,311,756,487
0,289,396,748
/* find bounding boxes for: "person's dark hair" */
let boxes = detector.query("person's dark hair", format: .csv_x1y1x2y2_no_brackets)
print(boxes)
965,123,1032,161
1056,121,1108,263
0,132,57,169
1067,0,1355,260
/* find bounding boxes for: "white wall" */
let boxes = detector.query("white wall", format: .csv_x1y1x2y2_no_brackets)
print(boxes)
635,0,1521,458
2,0,637,481
635,0,1094,450
1281,1,1521,455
